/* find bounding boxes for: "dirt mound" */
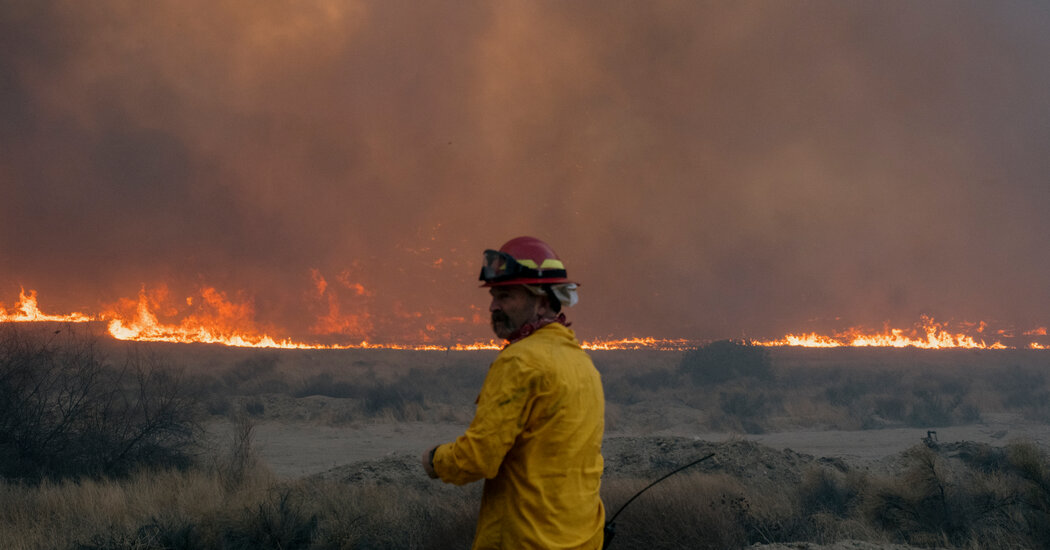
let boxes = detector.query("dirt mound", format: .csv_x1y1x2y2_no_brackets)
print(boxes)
314,436,844,488
310,435,1012,550
311,452,429,490
311,435,1015,496
601,436,849,484
749,543,935,550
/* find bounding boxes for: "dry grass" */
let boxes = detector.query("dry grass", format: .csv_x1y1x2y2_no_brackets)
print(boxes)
602,473,750,549
0,466,270,549
116,337,1050,436
3,438,1050,549
4,331,1050,549
0,465,479,550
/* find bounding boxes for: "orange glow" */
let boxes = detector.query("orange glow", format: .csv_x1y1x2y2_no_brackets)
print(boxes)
3,289,1049,351
98,285,499,350
309,271,373,338
581,337,696,351
0,289,93,323
103,285,303,348
753,316,1010,349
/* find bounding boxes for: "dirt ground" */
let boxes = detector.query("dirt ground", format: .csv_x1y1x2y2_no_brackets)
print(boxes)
242,411,1049,479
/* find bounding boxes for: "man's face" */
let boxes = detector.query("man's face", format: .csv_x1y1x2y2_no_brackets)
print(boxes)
489,286,542,340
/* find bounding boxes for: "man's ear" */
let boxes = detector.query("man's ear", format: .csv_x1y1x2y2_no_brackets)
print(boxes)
534,293,555,318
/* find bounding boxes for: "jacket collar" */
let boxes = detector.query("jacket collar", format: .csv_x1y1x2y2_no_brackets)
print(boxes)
504,313,570,346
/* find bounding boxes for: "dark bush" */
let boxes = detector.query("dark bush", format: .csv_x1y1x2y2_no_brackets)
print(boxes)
798,467,861,518
864,445,1033,547
873,396,907,422
363,383,424,418
74,515,201,550
293,371,361,399
602,368,680,405
716,391,780,434
402,363,487,404
994,368,1050,420
825,381,868,407
0,325,203,481
225,488,317,550
222,355,290,395
1005,441,1050,546
906,390,961,427
679,340,772,385
204,393,231,416
244,397,266,417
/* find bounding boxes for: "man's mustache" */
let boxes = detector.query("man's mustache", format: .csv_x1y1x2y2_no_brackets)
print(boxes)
491,311,509,325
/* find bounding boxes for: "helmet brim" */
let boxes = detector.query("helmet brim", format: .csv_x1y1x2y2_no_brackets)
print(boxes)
481,277,576,288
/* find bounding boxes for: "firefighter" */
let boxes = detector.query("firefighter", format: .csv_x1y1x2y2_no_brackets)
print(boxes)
422,236,606,549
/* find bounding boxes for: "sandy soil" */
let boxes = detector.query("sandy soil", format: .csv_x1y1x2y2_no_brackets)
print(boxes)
245,421,467,478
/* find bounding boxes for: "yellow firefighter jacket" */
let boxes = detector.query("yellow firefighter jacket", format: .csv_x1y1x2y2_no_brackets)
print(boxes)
432,322,605,549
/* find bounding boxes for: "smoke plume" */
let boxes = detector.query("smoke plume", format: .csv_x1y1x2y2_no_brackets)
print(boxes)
2,1,1048,344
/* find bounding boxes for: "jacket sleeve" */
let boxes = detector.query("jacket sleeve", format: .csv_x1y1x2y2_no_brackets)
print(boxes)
432,353,537,485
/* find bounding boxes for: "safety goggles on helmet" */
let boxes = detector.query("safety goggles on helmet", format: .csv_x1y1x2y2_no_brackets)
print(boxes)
479,249,568,284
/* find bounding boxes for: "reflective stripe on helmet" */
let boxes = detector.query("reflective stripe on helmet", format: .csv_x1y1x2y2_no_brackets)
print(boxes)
515,258,565,270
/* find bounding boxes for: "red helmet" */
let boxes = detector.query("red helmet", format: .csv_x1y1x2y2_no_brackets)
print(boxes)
479,236,574,287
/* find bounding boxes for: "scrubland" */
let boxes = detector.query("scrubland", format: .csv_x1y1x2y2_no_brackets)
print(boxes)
2,323,1050,549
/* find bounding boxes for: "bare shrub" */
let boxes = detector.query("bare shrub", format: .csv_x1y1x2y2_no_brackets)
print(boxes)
715,391,781,434
203,393,231,416
679,340,772,385
224,487,317,550
72,514,201,550
1005,441,1050,546
402,362,487,404
824,380,870,408
863,445,1030,547
903,375,980,428
992,366,1050,422
137,514,200,550
292,371,362,399
812,366,985,430
603,368,680,405
873,396,907,423
243,396,265,417
216,414,262,493
0,325,203,481
906,389,961,427
364,383,424,419
798,466,863,519
221,354,287,394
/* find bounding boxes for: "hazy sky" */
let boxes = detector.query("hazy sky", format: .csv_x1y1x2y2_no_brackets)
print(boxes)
2,1,1048,344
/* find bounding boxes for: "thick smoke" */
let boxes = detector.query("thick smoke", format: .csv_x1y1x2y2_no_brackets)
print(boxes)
2,1,1048,343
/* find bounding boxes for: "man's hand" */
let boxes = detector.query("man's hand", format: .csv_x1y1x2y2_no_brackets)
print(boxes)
422,445,439,479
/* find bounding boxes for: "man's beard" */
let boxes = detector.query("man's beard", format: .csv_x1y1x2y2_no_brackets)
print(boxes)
490,311,515,339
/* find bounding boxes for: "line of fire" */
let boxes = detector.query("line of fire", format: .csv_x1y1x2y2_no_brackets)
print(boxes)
1,288,1047,351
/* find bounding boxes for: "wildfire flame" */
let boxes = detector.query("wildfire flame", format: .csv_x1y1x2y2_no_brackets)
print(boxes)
752,316,1012,349
2,288,1049,351
0,289,93,323
580,337,696,351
